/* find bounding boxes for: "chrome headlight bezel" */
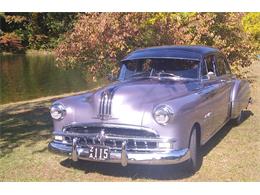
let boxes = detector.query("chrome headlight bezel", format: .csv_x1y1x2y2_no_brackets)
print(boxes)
50,103,66,120
153,105,174,125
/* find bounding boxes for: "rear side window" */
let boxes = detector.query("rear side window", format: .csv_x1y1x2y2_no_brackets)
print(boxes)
215,55,226,76
224,58,231,74
204,55,215,73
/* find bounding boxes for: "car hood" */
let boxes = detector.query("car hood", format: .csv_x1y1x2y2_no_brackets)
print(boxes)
90,78,199,122
93,78,199,106
57,78,200,128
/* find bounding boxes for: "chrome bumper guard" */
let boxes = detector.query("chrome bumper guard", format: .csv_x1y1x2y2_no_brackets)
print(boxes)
48,138,190,166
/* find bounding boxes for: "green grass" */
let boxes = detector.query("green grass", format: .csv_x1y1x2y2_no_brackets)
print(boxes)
0,62,259,181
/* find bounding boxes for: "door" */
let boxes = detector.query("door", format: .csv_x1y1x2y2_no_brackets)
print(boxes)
200,55,220,140
213,54,233,129
200,54,233,142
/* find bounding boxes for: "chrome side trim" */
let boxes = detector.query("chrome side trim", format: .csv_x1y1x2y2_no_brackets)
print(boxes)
99,91,104,117
103,92,108,116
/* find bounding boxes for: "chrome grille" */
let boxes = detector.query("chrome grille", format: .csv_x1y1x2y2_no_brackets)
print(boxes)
64,126,157,138
63,125,159,151
64,136,158,151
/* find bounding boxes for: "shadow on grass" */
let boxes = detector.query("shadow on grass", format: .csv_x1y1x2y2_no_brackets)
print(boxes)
0,101,53,158
201,110,253,157
0,99,253,180
61,159,192,180
60,110,253,181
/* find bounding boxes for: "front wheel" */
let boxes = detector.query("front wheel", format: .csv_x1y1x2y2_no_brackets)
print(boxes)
187,127,202,173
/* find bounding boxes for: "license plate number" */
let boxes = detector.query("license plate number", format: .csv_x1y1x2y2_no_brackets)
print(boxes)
88,146,110,160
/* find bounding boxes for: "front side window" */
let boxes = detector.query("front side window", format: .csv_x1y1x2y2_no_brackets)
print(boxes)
201,60,208,79
118,58,200,81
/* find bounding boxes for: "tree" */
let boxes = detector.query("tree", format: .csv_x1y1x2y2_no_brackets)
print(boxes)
242,13,260,48
55,13,258,79
0,12,78,52
0,32,24,53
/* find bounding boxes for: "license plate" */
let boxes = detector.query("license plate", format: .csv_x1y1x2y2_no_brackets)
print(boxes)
88,146,110,160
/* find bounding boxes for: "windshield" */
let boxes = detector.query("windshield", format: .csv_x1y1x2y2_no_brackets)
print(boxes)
118,58,200,81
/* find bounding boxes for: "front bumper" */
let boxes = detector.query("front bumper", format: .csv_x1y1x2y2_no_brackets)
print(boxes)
48,140,190,166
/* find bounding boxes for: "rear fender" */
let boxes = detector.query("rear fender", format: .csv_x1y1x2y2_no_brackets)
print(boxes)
230,79,250,119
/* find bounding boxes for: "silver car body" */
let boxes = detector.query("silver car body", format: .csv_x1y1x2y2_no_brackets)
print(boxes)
49,46,251,166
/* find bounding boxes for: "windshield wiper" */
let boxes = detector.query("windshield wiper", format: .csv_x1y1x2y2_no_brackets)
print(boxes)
154,71,197,80
129,71,151,78
153,71,182,80
157,71,180,78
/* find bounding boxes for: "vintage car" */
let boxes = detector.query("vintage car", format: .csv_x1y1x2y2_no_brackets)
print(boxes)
49,46,251,172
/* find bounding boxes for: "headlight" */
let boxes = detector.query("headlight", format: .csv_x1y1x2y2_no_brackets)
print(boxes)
153,105,173,125
50,103,66,120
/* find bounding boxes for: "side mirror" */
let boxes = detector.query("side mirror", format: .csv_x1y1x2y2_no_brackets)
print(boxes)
207,71,216,80
107,73,117,81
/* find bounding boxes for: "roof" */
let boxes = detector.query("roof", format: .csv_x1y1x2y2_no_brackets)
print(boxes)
121,45,219,61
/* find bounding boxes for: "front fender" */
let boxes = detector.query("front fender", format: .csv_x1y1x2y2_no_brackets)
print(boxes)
51,92,93,132
141,93,203,150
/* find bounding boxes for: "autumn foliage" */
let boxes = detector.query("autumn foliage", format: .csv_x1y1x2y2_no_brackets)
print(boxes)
55,13,258,78
0,32,24,53
0,13,77,52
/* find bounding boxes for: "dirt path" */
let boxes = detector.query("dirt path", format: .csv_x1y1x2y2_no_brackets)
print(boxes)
0,61,259,181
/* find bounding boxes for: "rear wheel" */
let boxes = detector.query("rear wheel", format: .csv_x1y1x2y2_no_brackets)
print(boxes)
187,126,202,173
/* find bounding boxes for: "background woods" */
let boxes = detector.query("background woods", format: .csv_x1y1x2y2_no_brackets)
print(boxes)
55,13,259,79
1,12,259,78
0,12,260,182
0,13,78,52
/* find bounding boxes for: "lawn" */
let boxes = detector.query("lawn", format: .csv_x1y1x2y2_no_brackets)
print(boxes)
0,62,259,181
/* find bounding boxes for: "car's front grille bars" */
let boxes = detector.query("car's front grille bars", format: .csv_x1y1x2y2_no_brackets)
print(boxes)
63,135,158,151
60,125,164,152
64,126,158,138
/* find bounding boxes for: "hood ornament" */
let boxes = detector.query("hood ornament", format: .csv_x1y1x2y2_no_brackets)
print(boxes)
98,89,114,120
94,86,120,120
